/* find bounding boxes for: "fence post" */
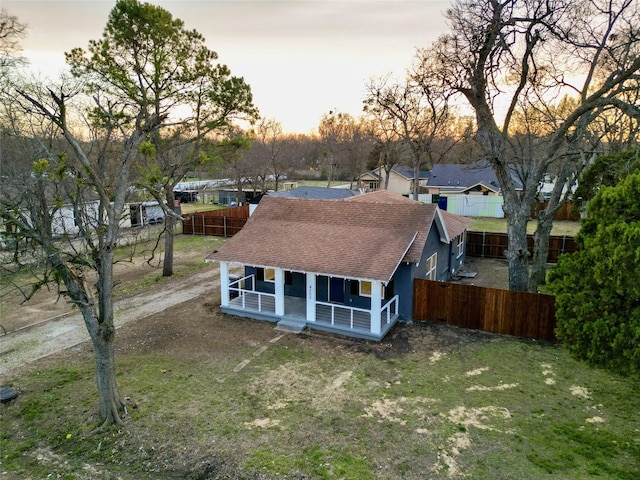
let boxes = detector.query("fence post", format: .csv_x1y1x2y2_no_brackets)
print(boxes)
482,231,486,257
224,216,227,237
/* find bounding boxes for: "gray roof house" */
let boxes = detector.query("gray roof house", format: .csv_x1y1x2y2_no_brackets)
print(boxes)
206,190,472,340
427,163,523,195
269,186,361,200
248,186,361,214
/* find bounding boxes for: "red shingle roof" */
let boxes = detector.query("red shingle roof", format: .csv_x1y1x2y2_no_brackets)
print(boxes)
441,209,474,238
207,191,469,282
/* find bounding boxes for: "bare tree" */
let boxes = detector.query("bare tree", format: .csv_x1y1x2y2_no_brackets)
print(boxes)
0,8,27,70
423,0,640,291
364,69,453,198
1,74,159,426
317,110,357,187
360,114,402,190
251,117,288,191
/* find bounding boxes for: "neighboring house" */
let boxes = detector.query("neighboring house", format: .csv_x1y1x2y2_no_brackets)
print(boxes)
206,190,472,341
358,165,430,195
427,163,524,196
427,163,501,195
248,186,361,215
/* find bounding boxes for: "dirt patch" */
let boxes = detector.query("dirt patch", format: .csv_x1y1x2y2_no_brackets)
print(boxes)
454,256,509,290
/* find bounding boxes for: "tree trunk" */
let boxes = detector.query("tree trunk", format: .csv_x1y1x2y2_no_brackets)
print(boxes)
529,214,554,291
413,163,420,200
163,216,174,277
53,252,125,427
504,205,531,292
163,190,176,277
94,322,125,427
383,163,393,190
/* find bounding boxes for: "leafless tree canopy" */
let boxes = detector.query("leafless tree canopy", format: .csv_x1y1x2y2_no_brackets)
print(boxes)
416,0,640,291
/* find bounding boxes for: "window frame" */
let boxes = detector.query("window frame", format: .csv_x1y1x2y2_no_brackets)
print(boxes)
456,231,466,258
426,252,437,280
264,267,276,283
359,280,372,297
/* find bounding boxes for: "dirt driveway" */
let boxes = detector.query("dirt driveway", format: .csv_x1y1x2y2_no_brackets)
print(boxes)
0,266,219,379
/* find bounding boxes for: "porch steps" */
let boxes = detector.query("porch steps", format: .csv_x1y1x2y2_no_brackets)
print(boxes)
275,318,307,333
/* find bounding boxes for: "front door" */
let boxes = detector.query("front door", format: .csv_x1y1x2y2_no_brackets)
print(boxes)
329,278,345,303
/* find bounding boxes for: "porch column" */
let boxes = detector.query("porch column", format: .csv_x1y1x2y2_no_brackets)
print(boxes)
220,261,230,307
370,280,383,335
306,273,316,322
274,267,285,316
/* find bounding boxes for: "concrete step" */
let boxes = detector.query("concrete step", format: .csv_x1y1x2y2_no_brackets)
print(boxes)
275,318,306,333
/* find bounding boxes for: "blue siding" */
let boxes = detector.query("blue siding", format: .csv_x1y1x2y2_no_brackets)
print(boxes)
314,276,371,308
392,224,468,320
393,263,414,320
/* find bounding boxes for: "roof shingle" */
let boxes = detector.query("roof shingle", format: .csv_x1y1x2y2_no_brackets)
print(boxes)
207,191,469,282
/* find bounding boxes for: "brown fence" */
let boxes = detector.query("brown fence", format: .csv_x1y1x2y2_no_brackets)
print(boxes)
182,205,249,237
466,231,577,262
531,201,580,221
413,279,556,341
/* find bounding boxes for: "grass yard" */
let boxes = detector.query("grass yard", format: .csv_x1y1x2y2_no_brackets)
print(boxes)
1,305,638,479
469,217,581,236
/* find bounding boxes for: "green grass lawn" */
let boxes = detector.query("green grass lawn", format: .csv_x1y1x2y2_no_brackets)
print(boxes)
1,319,638,479
470,217,581,236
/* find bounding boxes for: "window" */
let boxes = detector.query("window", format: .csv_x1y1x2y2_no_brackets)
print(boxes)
285,271,293,286
264,267,276,282
350,280,373,297
360,281,372,297
456,232,466,258
426,253,437,280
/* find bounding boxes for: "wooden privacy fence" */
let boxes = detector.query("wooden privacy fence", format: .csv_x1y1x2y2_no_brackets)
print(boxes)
531,201,580,221
182,205,249,237
466,231,577,262
413,279,557,341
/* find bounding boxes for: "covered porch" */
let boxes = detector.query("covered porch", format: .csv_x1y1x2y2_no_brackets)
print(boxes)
219,263,399,341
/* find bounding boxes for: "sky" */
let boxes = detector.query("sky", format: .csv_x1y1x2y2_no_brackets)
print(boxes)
5,0,452,135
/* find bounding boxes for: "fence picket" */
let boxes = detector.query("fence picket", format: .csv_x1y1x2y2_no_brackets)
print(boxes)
413,279,556,341
466,231,577,262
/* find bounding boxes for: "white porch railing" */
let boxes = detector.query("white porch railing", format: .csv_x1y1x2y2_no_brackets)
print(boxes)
315,300,372,330
381,295,399,326
229,274,276,313
228,275,399,331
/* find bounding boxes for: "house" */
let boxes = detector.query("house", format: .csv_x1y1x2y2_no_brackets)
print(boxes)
427,163,524,196
359,165,430,195
427,163,502,195
248,186,361,215
206,190,472,341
